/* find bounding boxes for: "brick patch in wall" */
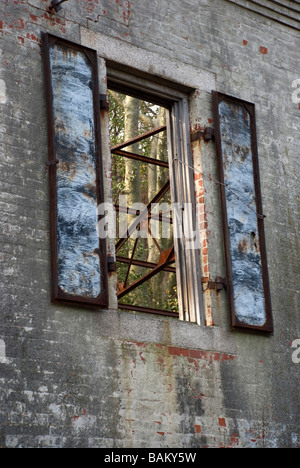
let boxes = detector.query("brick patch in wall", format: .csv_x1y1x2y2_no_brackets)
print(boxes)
126,340,237,363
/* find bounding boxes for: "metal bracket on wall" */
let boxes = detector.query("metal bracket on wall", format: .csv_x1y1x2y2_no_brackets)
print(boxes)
191,127,215,143
47,0,69,14
202,276,227,292
45,159,59,169
100,95,109,110
107,256,117,273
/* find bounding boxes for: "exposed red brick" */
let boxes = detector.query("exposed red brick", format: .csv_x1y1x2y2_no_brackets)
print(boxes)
127,340,146,348
168,346,189,357
154,343,165,350
229,434,239,446
260,46,268,55
26,33,39,42
188,358,200,371
190,349,206,359
219,417,226,427
194,424,202,434
15,18,25,29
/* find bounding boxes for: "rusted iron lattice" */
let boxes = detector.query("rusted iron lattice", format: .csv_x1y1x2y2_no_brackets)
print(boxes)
111,125,179,318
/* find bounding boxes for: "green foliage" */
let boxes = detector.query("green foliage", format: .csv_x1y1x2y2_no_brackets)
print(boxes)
108,90,178,315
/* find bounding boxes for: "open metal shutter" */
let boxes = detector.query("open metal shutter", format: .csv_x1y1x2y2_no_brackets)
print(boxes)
43,33,108,308
213,92,273,332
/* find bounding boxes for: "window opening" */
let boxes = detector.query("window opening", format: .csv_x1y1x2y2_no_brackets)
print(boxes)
108,90,179,317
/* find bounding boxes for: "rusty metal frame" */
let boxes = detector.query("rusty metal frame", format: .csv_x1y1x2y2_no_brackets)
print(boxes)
107,77,205,324
118,247,175,300
118,303,179,318
115,205,173,224
110,121,178,317
111,125,167,153
116,256,176,273
212,91,273,333
112,149,169,168
116,179,171,253
43,33,108,308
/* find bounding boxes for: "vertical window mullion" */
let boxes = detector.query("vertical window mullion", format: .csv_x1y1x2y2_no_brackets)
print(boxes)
167,104,188,322
168,99,205,325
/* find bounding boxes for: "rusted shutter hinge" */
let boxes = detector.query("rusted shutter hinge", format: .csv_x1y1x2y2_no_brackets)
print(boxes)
202,276,227,292
107,256,117,273
191,127,215,142
46,159,59,168
100,94,109,110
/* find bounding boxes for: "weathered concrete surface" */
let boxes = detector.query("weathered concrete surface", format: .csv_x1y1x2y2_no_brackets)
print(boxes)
0,0,299,448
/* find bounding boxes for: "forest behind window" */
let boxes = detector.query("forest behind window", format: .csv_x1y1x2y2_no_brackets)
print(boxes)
108,90,179,316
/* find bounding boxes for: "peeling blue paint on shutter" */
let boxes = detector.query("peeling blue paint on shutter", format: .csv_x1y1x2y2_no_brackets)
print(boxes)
43,34,108,307
213,92,273,332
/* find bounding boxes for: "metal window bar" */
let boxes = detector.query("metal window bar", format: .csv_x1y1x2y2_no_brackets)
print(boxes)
111,124,179,317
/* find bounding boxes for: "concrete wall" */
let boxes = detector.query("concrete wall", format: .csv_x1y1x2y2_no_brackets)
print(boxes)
0,0,299,448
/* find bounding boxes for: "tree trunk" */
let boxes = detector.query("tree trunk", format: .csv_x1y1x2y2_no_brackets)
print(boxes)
124,95,140,206
122,96,142,285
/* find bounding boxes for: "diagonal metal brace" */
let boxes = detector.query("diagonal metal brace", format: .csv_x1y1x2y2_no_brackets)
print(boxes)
116,180,170,253
117,247,175,300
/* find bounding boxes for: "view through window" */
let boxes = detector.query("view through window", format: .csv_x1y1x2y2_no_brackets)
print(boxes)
108,90,178,317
